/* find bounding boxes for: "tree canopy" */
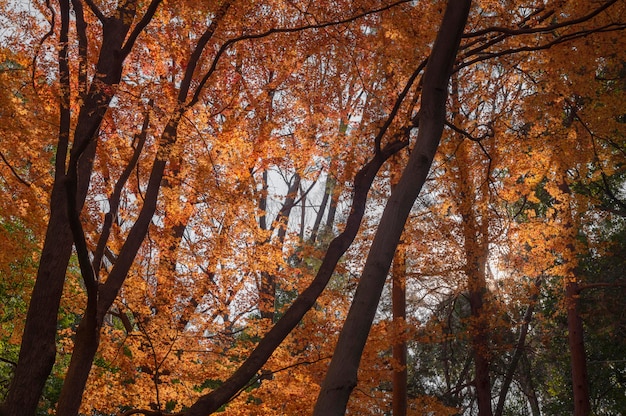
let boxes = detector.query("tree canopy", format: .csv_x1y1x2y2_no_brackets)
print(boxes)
0,0,625,415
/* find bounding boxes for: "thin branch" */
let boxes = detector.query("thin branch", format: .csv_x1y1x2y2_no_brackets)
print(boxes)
578,282,626,292
92,101,152,273
464,0,618,38
0,357,17,367
31,0,55,92
0,152,32,187
178,0,234,103
227,355,332,406
374,58,428,154
457,24,626,71
83,0,106,22
188,0,414,108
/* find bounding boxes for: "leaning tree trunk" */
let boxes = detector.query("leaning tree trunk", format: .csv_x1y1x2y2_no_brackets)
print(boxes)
1,1,139,414
313,1,471,414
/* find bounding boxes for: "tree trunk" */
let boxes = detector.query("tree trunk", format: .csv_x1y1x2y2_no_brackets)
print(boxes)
392,241,407,416
495,277,541,416
185,140,408,416
1,182,73,416
567,279,591,416
55,304,101,415
313,2,471,413
1,2,137,413
390,156,407,416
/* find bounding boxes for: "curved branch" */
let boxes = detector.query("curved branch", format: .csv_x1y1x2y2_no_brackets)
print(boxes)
0,152,32,187
187,0,414,108
464,0,618,38
83,0,105,23
457,24,626,72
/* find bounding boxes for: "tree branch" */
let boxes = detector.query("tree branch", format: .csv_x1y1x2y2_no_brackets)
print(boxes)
188,0,414,108
92,101,152,273
0,152,32,187
464,0,618,38
121,0,163,58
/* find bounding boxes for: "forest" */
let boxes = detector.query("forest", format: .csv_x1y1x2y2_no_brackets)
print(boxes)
0,0,625,415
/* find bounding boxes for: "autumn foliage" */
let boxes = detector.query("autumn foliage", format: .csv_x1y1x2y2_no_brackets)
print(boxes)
0,0,625,415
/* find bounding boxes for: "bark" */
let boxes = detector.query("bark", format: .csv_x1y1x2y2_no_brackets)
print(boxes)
184,139,408,416
390,158,407,416
1,1,140,414
391,241,407,416
495,277,542,416
567,279,591,416
313,2,471,414
55,3,232,413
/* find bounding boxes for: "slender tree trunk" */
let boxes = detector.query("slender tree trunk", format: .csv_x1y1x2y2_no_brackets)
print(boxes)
259,174,300,321
313,2,471,413
495,277,541,416
390,157,407,416
392,241,407,416
310,172,331,244
185,140,408,416
567,279,591,416
559,178,591,416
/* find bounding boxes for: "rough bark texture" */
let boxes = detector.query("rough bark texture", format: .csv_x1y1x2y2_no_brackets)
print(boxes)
313,1,471,414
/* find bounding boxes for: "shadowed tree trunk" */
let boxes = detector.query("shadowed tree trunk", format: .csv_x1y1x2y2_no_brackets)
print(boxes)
567,278,590,416
392,241,407,416
313,1,471,413
390,156,407,416
0,1,145,414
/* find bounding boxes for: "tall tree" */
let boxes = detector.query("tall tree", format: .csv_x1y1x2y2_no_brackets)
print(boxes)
314,1,471,413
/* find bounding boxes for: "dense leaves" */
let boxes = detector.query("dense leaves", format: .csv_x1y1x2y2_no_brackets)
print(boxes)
0,0,625,415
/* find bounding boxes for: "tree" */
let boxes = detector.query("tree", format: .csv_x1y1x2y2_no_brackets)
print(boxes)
1,0,626,415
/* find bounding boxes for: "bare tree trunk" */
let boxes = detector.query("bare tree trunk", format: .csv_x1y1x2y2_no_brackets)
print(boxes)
313,2,471,413
567,279,590,416
392,241,407,416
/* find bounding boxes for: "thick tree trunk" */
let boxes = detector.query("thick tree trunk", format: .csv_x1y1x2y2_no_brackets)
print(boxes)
1,182,73,416
313,2,471,414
